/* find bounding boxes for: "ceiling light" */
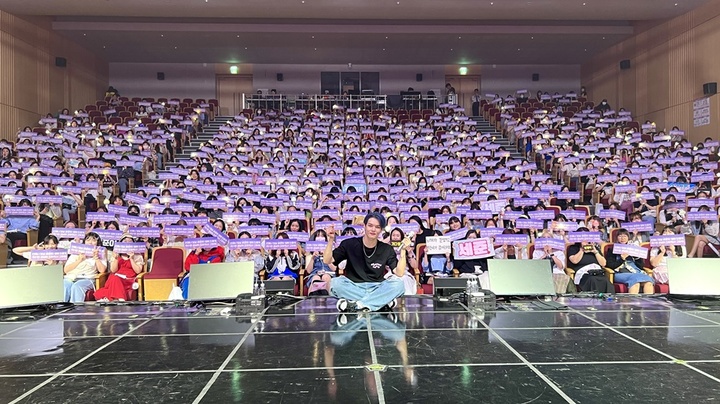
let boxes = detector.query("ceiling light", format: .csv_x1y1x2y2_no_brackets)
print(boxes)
459,67,468,75
229,66,239,74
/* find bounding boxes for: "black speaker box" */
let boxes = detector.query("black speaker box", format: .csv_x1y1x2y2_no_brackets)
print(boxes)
157,72,165,80
433,278,468,297
620,59,631,70
703,82,717,96
55,57,67,67
532,73,539,81
277,73,284,81
416,73,423,82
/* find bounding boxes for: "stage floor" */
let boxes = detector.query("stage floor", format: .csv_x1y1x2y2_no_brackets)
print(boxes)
1,296,720,403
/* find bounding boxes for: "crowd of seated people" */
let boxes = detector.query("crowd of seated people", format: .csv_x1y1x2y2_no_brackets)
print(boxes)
1,87,718,304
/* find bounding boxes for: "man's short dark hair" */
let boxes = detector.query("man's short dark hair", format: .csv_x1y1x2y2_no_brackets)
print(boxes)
364,212,386,228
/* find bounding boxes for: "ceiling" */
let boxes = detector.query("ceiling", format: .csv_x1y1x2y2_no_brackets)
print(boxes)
1,0,710,64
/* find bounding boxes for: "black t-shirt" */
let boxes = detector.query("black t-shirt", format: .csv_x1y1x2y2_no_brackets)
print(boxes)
567,243,600,270
332,237,398,283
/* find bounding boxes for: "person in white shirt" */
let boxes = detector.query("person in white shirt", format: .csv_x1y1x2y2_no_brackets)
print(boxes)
63,232,107,303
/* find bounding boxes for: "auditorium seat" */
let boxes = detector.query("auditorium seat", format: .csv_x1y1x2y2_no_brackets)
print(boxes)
142,247,185,301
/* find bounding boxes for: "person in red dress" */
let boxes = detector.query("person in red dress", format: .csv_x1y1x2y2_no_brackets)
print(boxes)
94,236,145,301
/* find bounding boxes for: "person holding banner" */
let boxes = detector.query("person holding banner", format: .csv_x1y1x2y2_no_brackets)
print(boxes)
12,235,63,267
532,231,574,294
94,236,145,301
387,228,419,295
324,212,407,312
63,232,107,303
304,229,336,295
687,205,720,258
225,231,265,276
567,228,613,293
606,229,654,294
649,227,686,284
265,232,302,280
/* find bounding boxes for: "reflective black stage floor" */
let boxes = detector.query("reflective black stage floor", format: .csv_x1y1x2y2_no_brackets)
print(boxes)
2,296,720,403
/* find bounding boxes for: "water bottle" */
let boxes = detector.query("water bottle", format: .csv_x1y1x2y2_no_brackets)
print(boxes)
253,280,259,296
466,279,472,295
259,281,266,296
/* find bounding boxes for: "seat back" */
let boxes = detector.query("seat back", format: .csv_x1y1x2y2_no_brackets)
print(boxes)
146,247,185,278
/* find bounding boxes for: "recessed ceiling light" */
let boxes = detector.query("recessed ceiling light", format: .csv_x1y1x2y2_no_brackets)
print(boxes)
301,0,305,3
602,36,606,39
174,46,178,49
102,45,106,49
517,48,521,51
583,2,586,5
311,36,315,39
490,1,494,5
450,48,453,51
396,1,400,4
458,36,462,39
83,33,86,36
675,2,678,5
244,47,248,50
531,36,534,39
385,36,388,39
237,35,240,38
383,48,386,51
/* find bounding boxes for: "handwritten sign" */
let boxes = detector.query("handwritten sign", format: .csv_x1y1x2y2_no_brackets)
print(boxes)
452,238,494,260
426,236,452,255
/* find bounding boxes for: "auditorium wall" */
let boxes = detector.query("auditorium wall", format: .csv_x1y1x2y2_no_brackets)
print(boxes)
581,1,720,144
0,11,108,141
110,62,581,102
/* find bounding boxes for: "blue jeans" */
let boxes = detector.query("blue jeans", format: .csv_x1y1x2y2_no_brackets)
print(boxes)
330,276,404,312
64,278,94,303
614,272,654,287
330,314,406,346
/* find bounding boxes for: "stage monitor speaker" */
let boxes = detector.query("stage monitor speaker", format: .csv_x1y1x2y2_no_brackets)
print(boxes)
276,73,284,81
0,265,64,309
668,258,720,296
55,57,67,67
263,279,295,294
620,59,631,70
416,73,423,82
188,262,254,301
487,260,555,296
157,72,165,80
532,73,540,82
703,82,717,96
433,278,468,297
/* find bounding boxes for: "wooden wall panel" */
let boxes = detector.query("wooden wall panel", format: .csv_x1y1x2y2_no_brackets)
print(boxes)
0,9,108,141
582,0,720,144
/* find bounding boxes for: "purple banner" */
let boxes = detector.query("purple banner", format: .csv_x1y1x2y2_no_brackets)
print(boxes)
34,195,63,204
201,223,230,246
445,228,469,241
278,211,307,221
5,207,35,217
228,238,263,250
113,242,148,254
650,234,686,247
184,216,210,226
621,221,654,233
686,211,718,221
201,200,228,210
68,242,106,257
92,229,123,241
164,225,196,236
51,227,86,239
612,243,649,259
152,214,181,225
391,223,420,235
29,249,69,262
599,209,626,221
567,232,603,243
304,240,329,252
501,210,523,221
128,227,161,238
251,213,277,224
515,219,545,230
264,239,299,251
283,231,310,242
479,227,505,238
556,191,581,200
687,198,717,208
237,225,271,236
466,210,494,220
183,237,220,250
529,210,557,220
534,238,566,251
493,234,530,246
551,221,579,232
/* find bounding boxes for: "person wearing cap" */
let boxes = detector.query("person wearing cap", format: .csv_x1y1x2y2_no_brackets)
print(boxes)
324,212,408,312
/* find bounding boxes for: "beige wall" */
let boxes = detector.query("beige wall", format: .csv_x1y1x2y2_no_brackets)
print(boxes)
0,12,108,141
581,1,720,144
